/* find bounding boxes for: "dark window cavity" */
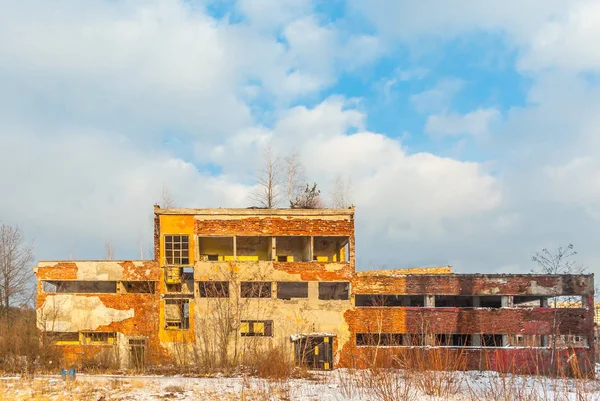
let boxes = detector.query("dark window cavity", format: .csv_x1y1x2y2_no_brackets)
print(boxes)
199,281,229,298
277,282,309,299
241,281,272,298
355,294,424,307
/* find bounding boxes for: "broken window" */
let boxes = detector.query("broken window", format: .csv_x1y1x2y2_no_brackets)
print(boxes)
275,236,311,262
355,294,424,307
42,280,117,294
318,282,350,300
478,296,502,308
198,236,234,261
121,281,155,294
47,332,80,345
81,332,117,345
164,235,190,265
198,281,229,298
240,320,273,337
482,334,504,347
355,333,403,346
313,236,350,263
241,282,272,298
436,296,474,308
164,299,190,330
236,236,271,261
277,282,308,299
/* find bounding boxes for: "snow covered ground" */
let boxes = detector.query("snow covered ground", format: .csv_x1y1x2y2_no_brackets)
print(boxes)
1,369,599,400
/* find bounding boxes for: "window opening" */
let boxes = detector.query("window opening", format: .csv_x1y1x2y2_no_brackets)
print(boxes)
164,235,190,265
318,282,349,300
240,320,273,337
241,282,272,298
277,282,308,299
198,281,229,298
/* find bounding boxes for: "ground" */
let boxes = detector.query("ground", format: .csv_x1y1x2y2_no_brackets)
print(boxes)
1,369,600,401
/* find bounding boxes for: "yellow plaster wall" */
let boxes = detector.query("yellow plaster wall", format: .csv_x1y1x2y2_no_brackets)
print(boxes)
192,261,352,366
159,215,196,265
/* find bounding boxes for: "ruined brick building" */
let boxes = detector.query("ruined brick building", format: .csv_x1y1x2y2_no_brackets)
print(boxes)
35,207,595,375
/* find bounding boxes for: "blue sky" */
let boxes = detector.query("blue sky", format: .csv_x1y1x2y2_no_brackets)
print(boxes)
1,0,600,276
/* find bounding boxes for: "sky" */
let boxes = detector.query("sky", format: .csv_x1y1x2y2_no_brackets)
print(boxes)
1,0,600,275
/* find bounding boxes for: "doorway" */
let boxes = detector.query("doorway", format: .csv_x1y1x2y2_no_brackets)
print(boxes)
129,338,146,371
293,335,334,370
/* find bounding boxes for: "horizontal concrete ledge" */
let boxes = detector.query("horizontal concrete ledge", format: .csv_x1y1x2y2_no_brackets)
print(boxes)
154,207,355,217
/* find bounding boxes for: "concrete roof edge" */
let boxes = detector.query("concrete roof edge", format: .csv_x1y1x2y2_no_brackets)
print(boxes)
154,207,355,216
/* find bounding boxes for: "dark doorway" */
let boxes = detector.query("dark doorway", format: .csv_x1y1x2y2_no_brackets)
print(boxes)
129,338,146,371
293,335,334,370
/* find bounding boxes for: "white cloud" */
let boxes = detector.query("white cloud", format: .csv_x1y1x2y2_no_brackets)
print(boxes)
425,108,500,138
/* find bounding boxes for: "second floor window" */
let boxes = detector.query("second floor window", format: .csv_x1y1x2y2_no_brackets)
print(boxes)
165,235,190,265
241,282,272,298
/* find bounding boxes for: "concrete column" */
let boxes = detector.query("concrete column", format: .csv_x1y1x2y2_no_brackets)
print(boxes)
309,236,314,261
271,237,277,261
471,334,482,347
424,295,435,307
541,297,549,307
541,335,549,347
501,334,509,347
233,236,237,260
501,295,513,308
473,296,481,308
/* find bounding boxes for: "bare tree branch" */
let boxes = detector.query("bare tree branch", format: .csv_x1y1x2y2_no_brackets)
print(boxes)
104,242,114,260
250,140,281,208
159,185,176,209
331,174,353,208
0,222,35,320
285,151,305,207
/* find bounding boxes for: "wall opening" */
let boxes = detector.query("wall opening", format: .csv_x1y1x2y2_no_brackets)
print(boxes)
318,282,350,300
275,236,311,262
81,332,116,345
198,236,234,261
164,299,190,330
240,320,273,337
436,295,473,307
164,235,190,265
355,294,424,307
479,296,502,308
129,338,146,371
236,236,271,261
241,281,272,298
198,281,229,298
513,296,545,308
482,334,504,347
47,332,79,345
313,236,349,262
121,281,155,294
42,280,117,294
277,282,308,299
434,334,472,347
549,296,584,308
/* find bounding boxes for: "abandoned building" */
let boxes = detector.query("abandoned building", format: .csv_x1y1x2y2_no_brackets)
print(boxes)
34,206,595,375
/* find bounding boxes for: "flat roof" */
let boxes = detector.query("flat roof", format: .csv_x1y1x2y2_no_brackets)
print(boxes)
154,206,354,217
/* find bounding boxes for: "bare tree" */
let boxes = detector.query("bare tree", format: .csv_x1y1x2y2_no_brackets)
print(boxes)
0,222,34,321
137,232,144,260
104,242,114,260
331,174,353,208
531,244,584,373
250,140,281,208
159,185,176,209
285,151,305,207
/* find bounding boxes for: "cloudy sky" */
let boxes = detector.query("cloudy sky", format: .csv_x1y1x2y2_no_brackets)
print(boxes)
1,0,599,274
